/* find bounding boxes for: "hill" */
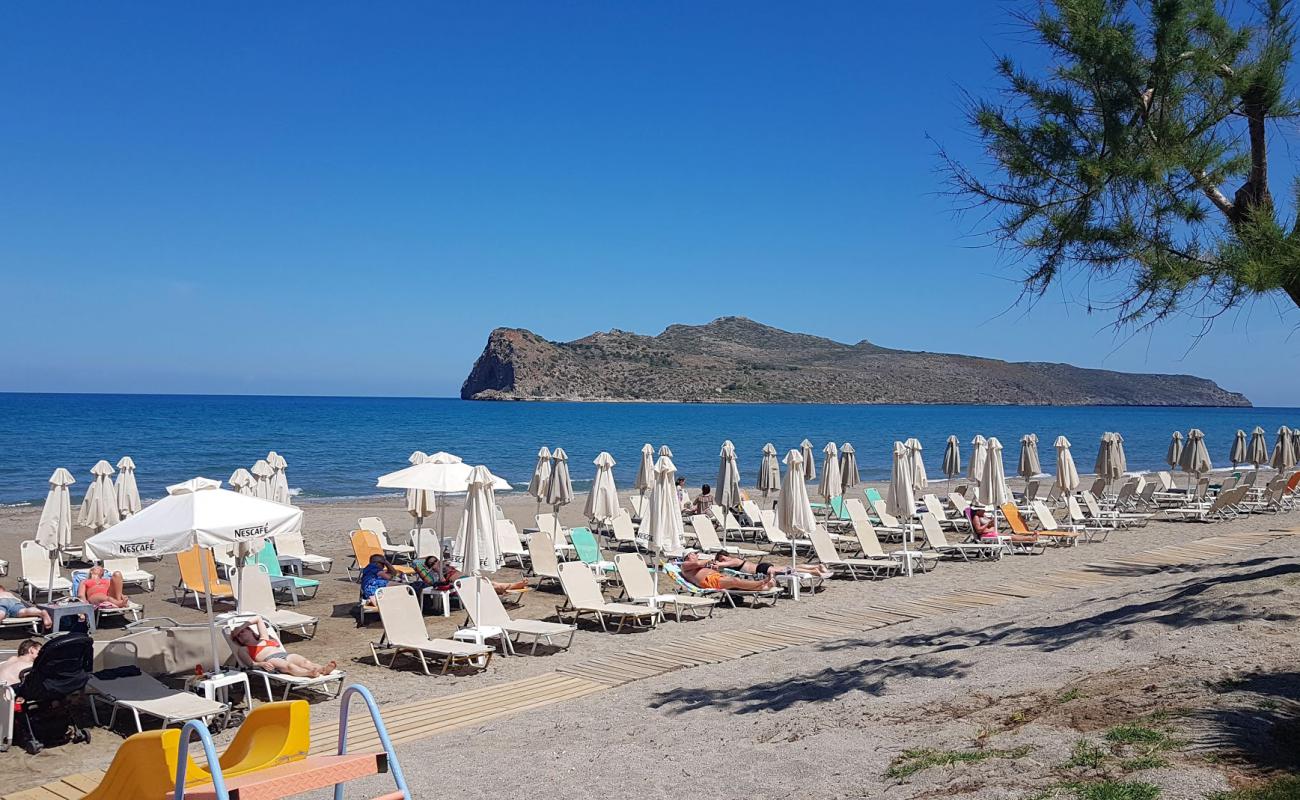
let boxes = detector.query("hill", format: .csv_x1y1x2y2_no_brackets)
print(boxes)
460,317,1250,406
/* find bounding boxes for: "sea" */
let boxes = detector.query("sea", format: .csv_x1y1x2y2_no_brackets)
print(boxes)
0,393,1296,506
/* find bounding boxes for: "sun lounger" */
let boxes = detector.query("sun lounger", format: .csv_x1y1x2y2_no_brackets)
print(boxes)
357,517,416,559
1065,496,1111,541
218,616,343,701
1081,491,1150,528
690,515,766,557
526,532,565,588
272,530,333,574
173,546,237,610
570,527,618,578
615,554,718,622
88,672,230,733
18,540,72,601
807,526,899,580
369,585,492,674
922,494,961,530
757,510,812,554
1028,501,1080,546
496,519,531,568
996,504,1047,554
232,565,319,638
918,513,1003,560
710,506,762,541
253,540,319,603
348,530,415,582
847,508,939,573
455,576,575,655
556,562,659,632
662,561,780,609
608,512,642,552
534,513,577,557
102,557,155,592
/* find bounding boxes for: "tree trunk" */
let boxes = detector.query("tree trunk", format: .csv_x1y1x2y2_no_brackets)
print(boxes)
1229,96,1273,224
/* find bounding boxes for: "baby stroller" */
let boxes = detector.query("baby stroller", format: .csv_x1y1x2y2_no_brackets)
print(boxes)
13,633,93,754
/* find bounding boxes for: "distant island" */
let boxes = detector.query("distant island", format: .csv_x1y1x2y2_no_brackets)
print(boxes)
460,317,1250,407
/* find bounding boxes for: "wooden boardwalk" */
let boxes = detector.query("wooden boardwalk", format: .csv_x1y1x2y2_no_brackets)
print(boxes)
6,529,1290,800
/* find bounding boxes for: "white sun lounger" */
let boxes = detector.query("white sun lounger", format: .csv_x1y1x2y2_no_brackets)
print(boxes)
358,516,416,558
847,509,939,573
219,615,343,701
19,540,73,602
918,513,1003,561
808,526,899,580
455,576,576,655
690,515,766,557
102,557,155,592
232,565,319,639
370,585,492,675
88,673,230,733
495,520,530,567
615,554,718,622
272,530,333,574
556,562,660,632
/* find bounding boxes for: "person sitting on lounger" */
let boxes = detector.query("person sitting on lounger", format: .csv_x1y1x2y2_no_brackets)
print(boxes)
230,616,336,678
412,557,527,596
0,640,41,686
79,565,129,609
360,554,394,601
689,485,715,515
680,551,775,591
967,508,1035,546
0,589,51,630
710,552,830,579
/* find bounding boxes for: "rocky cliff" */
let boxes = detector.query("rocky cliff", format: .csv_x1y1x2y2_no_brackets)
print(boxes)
460,317,1250,406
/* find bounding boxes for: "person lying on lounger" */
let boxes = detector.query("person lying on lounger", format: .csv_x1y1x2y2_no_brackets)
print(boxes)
0,589,51,630
0,639,41,686
709,553,830,579
412,557,527,596
230,616,336,678
680,551,775,591
78,566,129,609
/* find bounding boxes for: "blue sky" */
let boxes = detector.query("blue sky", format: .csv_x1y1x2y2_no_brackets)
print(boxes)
1,2,1296,405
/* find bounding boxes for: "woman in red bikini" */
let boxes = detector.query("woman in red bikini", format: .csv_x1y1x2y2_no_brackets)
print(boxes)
79,566,129,609
230,616,336,678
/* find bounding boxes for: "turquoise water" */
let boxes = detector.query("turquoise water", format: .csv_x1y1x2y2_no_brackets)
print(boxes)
0,393,1296,505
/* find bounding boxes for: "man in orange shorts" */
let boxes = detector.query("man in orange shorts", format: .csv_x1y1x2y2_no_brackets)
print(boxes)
680,551,775,592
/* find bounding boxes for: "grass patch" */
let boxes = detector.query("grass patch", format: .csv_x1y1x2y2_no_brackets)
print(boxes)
1119,755,1169,771
1208,776,1300,799
1057,687,1084,704
1105,725,1174,747
884,745,1032,779
1062,739,1108,770
1071,780,1161,800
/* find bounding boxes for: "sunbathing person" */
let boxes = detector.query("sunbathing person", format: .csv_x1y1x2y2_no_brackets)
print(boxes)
0,588,51,630
230,616,336,678
413,557,527,596
680,551,774,591
79,565,129,609
359,554,394,601
967,508,1036,546
0,640,41,686
710,552,830,579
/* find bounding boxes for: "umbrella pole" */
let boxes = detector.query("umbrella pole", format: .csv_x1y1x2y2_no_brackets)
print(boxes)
790,540,799,601
437,499,447,583
46,552,57,605
200,547,223,675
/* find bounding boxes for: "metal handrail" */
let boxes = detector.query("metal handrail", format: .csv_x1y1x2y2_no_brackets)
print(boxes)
172,718,229,800
335,683,410,800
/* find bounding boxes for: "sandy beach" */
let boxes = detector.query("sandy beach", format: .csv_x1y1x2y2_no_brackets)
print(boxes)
0,478,1296,798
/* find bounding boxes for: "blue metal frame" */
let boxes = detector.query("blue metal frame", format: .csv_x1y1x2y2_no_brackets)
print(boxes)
172,719,229,800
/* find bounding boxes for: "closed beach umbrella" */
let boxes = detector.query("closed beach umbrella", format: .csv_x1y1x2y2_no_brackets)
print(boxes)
1247,426,1269,468
757,443,781,501
799,439,816,482
86,477,303,673
78,460,121,533
1167,432,1185,470
1229,430,1246,467
980,437,1011,507
1018,434,1041,480
36,468,75,603
546,448,575,539
819,442,841,503
779,449,816,599
585,451,620,525
942,436,962,488
658,445,673,459
1180,429,1212,477
905,437,927,492
527,447,552,508
1054,436,1080,497
451,465,503,643
839,443,860,494
266,451,291,505
406,451,435,528
228,468,256,496
646,455,684,590
1272,427,1296,472
633,444,654,496
1094,433,1122,492
250,460,275,500
115,456,142,518
968,435,988,491
1114,432,1128,474
716,440,742,512
886,441,916,518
